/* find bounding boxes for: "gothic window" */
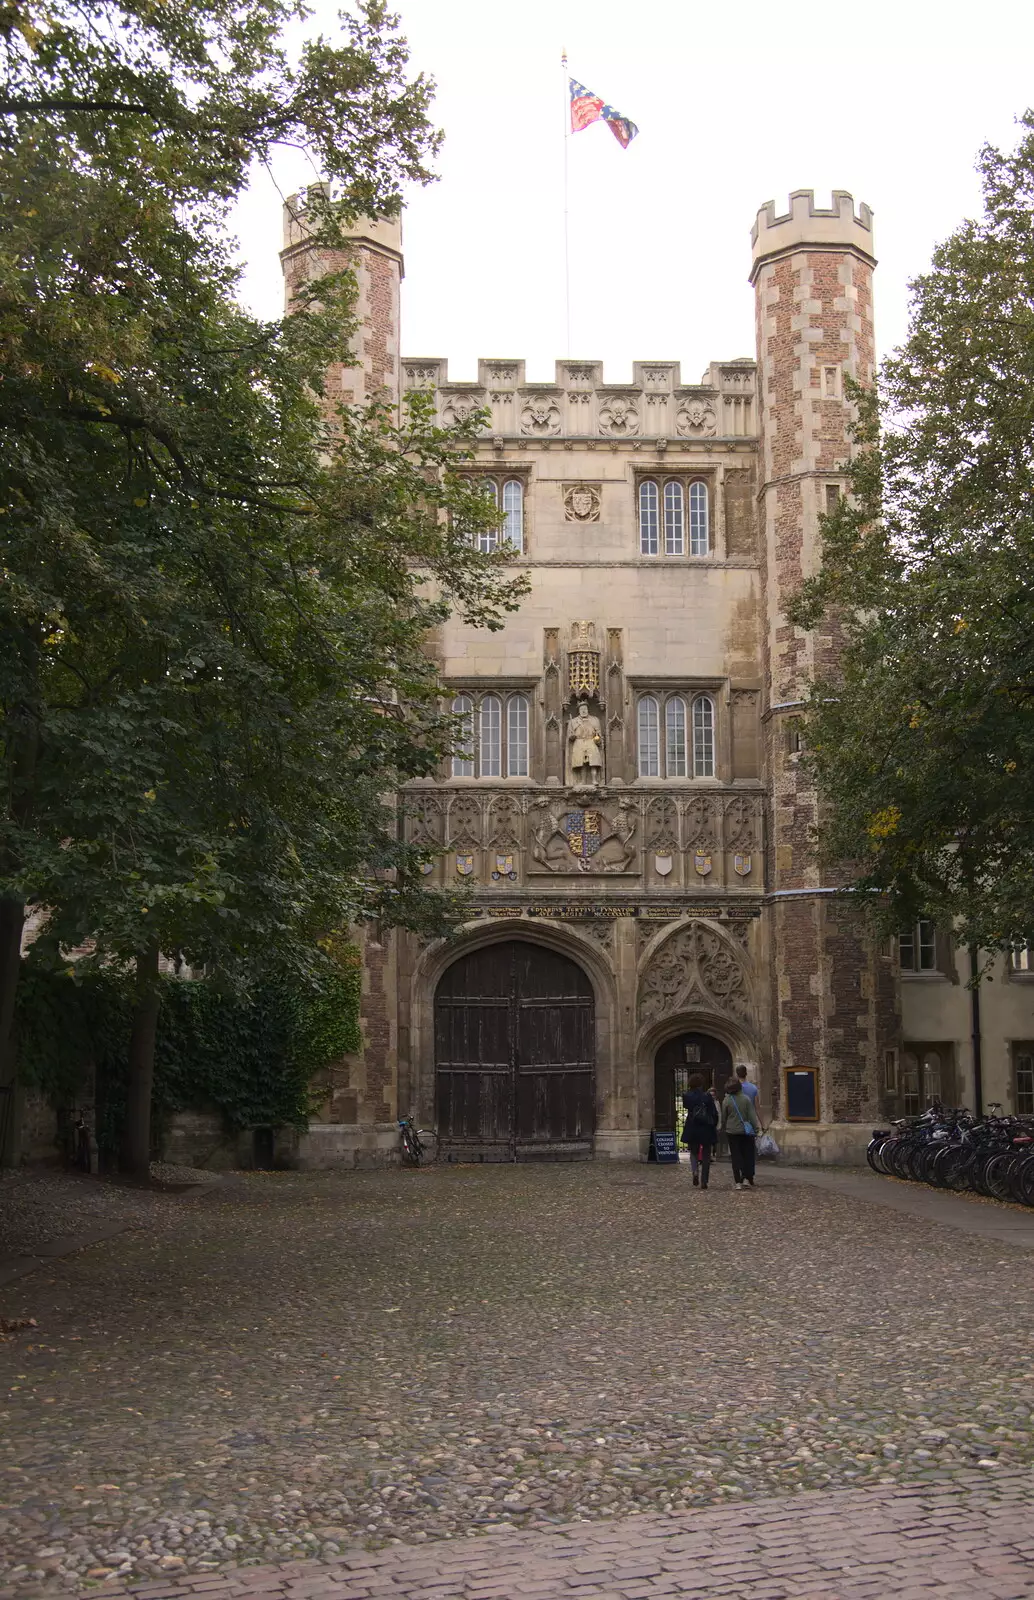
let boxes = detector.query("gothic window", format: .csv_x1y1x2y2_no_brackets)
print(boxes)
900,921,937,972
467,478,525,553
507,693,529,777
638,692,712,778
692,694,715,777
639,478,710,556
689,481,709,556
480,695,502,776
451,695,475,778
1010,945,1034,974
664,482,684,555
639,481,659,555
637,695,660,775
450,691,531,778
665,696,687,777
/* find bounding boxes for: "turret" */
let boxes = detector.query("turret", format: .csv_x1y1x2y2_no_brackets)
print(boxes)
752,190,896,1151
280,186,404,406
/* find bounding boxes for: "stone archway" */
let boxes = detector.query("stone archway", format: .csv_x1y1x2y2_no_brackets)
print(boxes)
408,917,622,1150
635,920,758,1139
434,940,595,1162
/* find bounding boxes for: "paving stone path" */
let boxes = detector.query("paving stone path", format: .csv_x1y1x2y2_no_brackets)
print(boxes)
2,1162,1034,1596
64,1468,1034,1598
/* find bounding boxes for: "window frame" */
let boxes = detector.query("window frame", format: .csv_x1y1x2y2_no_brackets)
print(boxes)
460,474,527,554
1014,1045,1034,1115
448,689,533,779
899,920,937,974
635,689,717,780
637,475,711,558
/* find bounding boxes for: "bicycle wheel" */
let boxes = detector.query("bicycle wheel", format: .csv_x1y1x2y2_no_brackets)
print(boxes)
931,1145,963,1187
983,1151,1017,1203
906,1142,932,1182
416,1128,438,1164
1014,1154,1034,1206
866,1137,883,1173
400,1125,420,1166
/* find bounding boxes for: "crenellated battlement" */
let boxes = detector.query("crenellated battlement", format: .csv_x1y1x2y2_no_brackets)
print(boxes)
749,189,875,282
400,357,757,441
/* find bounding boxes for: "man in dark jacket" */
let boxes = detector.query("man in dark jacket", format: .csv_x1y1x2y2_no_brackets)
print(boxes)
681,1072,719,1189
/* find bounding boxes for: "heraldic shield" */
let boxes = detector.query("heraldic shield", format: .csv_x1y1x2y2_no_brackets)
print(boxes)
564,809,602,866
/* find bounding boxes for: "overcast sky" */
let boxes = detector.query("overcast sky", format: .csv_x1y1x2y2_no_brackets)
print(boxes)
233,0,1034,385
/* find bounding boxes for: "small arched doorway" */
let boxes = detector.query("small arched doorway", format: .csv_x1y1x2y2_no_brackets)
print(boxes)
654,1032,733,1137
435,940,595,1162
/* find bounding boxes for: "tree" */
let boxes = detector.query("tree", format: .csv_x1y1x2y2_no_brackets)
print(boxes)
789,113,1034,962
1,2,523,1169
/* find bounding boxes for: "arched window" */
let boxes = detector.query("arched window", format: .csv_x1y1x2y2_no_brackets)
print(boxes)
507,693,529,777
502,480,523,552
689,481,709,556
692,695,715,777
451,695,474,778
480,695,502,777
477,481,500,554
665,696,687,777
637,695,660,776
663,481,684,556
639,480,659,555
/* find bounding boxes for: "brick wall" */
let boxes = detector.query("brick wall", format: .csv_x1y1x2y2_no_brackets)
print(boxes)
755,209,899,1123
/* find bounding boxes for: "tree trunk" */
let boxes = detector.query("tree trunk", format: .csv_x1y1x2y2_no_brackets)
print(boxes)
0,897,25,1167
121,941,161,1178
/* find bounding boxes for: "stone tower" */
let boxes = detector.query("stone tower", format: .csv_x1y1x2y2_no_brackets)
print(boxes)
280,188,403,405
752,190,898,1153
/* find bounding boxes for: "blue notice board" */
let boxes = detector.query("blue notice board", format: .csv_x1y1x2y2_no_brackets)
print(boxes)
649,1129,679,1163
784,1066,820,1122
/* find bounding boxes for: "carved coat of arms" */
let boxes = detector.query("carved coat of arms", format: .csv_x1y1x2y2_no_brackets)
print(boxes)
455,853,475,877
693,851,713,877
564,809,602,868
491,853,517,881
734,852,752,877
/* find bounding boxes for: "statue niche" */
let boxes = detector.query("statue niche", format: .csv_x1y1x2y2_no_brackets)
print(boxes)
566,700,604,788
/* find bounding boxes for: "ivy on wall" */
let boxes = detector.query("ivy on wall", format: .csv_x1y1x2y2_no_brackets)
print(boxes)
15,951,362,1160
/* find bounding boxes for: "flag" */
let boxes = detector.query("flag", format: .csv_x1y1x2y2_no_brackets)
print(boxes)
568,77,639,149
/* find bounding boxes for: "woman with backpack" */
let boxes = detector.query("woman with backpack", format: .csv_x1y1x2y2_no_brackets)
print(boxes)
681,1072,719,1188
721,1076,762,1189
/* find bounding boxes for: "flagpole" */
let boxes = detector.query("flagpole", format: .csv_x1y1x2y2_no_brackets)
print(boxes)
561,47,571,357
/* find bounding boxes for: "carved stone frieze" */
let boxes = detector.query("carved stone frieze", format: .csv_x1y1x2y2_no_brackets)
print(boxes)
563,484,602,522
645,796,679,853
584,921,614,950
638,921,753,1028
405,794,444,849
448,794,483,847
724,795,757,852
598,395,640,436
683,794,718,851
404,364,438,389
441,393,484,427
676,397,718,437
637,919,676,955
521,395,562,436
488,793,523,850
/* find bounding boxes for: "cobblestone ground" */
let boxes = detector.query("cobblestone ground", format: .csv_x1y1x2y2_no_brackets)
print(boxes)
2,1165,1034,1595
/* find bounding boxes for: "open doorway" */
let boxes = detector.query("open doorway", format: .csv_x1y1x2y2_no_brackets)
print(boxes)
654,1032,733,1145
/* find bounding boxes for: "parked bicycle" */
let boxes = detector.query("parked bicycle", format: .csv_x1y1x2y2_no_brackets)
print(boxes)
398,1116,438,1167
867,1103,1034,1205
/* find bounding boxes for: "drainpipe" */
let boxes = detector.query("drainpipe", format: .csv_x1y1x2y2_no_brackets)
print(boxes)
969,944,983,1118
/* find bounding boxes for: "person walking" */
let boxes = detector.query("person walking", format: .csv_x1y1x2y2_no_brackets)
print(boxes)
681,1072,718,1188
735,1063,759,1111
721,1075,761,1189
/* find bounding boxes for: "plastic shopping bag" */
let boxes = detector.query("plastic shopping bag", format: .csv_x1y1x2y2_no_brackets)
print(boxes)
757,1131,780,1158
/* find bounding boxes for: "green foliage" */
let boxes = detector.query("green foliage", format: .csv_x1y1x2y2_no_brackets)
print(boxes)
15,955,362,1158
788,112,1034,956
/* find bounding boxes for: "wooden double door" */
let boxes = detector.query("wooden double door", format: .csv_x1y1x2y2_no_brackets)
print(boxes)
435,940,595,1162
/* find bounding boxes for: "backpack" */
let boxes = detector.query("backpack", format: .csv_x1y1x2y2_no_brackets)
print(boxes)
689,1093,717,1129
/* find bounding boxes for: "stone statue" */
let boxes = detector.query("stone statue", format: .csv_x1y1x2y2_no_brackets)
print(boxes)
567,701,604,788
